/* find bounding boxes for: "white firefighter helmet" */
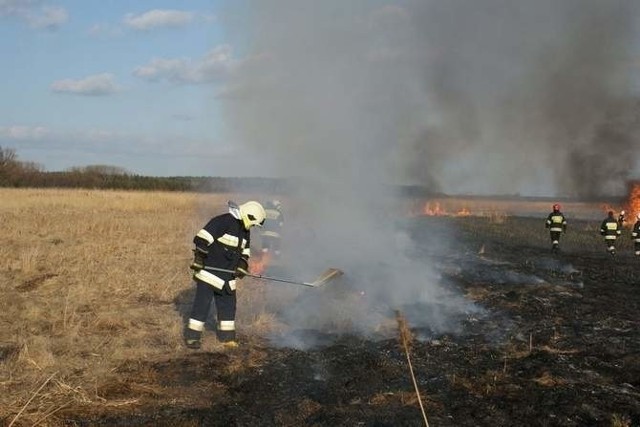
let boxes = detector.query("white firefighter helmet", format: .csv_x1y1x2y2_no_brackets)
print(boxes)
239,201,266,229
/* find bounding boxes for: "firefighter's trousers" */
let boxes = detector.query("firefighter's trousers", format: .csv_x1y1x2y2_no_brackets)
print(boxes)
189,281,237,342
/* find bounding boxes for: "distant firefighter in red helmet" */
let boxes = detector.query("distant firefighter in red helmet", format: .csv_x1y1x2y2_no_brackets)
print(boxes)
545,203,567,253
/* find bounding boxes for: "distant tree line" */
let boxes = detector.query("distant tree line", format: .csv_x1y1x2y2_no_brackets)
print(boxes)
0,146,448,197
0,146,286,193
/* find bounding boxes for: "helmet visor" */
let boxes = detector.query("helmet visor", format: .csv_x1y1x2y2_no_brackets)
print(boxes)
247,213,265,227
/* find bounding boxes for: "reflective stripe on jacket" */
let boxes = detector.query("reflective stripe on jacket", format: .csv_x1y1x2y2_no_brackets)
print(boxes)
193,213,250,290
546,213,566,233
600,218,620,240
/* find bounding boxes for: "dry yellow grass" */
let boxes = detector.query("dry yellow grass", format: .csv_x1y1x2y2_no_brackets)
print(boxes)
409,197,619,220
0,188,280,425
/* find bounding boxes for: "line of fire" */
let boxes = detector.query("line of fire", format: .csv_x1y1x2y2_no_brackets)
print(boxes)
405,180,640,224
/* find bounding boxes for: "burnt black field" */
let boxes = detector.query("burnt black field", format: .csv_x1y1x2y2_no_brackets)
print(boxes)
63,215,640,427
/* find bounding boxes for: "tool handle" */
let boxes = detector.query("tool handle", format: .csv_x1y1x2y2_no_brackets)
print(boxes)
202,266,315,287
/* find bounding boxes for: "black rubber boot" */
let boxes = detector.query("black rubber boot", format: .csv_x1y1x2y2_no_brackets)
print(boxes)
184,328,202,350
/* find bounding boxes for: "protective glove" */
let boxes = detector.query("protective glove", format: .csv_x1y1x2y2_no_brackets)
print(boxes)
235,258,249,279
190,248,207,271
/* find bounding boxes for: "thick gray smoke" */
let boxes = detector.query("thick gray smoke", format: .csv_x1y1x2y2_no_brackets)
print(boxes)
411,0,640,197
222,0,639,198
218,1,639,345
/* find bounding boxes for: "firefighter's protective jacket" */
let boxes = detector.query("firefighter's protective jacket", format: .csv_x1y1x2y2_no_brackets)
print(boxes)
546,211,567,232
262,207,284,239
632,221,640,243
192,212,251,293
600,217,621,240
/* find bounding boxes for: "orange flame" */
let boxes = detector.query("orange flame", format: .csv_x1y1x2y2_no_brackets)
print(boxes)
250,252,272,275
627,182,640,224
423,202,446,216
420,202,472,217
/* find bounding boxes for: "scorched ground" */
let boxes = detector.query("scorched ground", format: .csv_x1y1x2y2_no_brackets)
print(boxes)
16,215,640,426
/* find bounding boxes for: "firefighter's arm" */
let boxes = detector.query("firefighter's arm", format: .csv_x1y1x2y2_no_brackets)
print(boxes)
235,232,251,279
241,233,251,259
194,221,214,251
190,247,207,271
191,217,223,268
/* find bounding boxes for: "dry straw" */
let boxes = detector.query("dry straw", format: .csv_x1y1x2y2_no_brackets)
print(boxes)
8,371,57,427
395,310,429,427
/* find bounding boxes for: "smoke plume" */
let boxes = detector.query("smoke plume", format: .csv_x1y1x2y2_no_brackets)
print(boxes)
218,1,639,345
411,0,640,197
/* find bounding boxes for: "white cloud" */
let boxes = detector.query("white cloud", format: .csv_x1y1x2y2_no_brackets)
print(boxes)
90,9,212,37
133,45,236,84
0,124,236,158
0,125,50,140
123,9,193,30
0,124,244,175
0,0,32,16
0,1,67,30
0,125,120,143
26,5,66,29
50,73,120,96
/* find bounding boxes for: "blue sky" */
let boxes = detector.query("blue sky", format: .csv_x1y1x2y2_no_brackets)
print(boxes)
1,0,254,176
2,0,639,190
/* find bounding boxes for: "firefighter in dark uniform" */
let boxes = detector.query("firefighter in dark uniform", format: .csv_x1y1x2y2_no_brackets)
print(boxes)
600,210,621,257
545,203,567,253
632,213,640,257
185,200,266,349
618,210,626,228
261,200,284,257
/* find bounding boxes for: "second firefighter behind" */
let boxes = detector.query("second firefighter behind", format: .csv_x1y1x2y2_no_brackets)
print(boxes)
632,213,640,257
545,204,567,253
261,200,284,257
600,211,621,257
185,200,266,350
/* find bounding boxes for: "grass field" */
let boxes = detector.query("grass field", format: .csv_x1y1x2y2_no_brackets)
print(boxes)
0,188,635,426
0,188,287,426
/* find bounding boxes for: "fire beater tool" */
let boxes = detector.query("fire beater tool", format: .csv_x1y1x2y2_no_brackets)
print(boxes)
203,266,343,288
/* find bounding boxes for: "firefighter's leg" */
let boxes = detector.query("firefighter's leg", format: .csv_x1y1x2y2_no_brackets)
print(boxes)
550,232,560,252
635,241,640,256
214,290,237,344
606,240,616,256
185,281,215,349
